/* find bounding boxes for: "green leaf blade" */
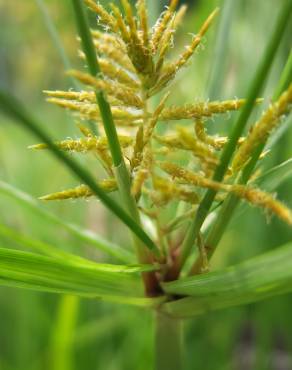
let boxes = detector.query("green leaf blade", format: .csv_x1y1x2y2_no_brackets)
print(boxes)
162,242,292,317
0,247,163,307
0,180,134,263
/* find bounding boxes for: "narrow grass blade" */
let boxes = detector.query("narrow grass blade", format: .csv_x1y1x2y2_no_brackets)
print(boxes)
0,92,159,257
0,180,133,263
179,0,292,270
0,222,87,262
0,247,163,307
0,223,154,272
162,241,292,317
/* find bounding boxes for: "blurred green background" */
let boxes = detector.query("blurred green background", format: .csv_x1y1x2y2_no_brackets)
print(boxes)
0,0,291,369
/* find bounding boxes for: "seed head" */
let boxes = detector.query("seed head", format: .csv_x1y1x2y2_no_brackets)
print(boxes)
232,84,292,172
32,0,292,238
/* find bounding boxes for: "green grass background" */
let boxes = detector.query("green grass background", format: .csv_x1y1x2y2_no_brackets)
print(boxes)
0,0,291,369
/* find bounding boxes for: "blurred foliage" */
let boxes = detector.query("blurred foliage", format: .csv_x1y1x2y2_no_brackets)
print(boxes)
0,0,291,369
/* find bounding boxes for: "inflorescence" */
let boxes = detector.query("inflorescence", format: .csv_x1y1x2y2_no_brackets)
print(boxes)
30,0,292,266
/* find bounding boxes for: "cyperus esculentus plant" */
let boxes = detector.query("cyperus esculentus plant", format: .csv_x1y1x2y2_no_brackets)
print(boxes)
0,0,292,369
31,0,292,279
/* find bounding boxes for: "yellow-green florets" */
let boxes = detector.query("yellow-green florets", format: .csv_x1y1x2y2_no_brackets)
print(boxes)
31,0,292,235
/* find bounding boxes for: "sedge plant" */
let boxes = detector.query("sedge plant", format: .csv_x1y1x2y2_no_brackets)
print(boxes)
0,0,292,369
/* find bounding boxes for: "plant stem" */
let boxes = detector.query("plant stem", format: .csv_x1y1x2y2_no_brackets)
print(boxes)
70,0,159,272
178,0,292,273
155,312,183,370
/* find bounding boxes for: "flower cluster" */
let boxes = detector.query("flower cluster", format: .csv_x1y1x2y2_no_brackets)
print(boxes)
31,0,292,253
